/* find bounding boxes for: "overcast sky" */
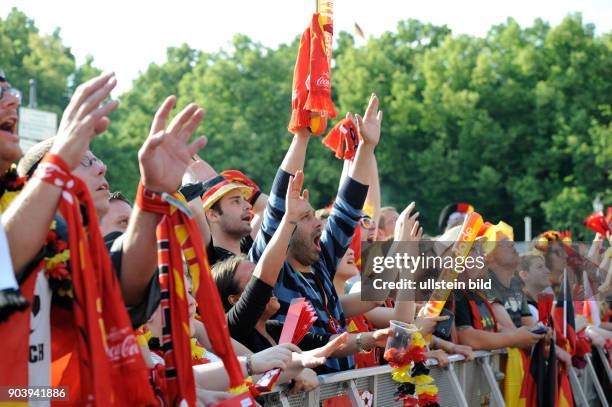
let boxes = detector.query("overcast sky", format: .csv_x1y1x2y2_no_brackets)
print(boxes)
2,0,610,94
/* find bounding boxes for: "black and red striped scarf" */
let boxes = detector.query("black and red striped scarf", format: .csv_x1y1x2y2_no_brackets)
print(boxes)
136,182,248,405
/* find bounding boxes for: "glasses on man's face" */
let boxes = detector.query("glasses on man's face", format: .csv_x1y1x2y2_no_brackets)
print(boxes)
0,85,22,103
80,155,102,167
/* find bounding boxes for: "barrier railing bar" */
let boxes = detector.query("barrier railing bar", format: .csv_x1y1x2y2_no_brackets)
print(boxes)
262,350,509,405
585,354,610,407
279,393,292,407
306,385,320,407
318,365,391,384
569,368,590,407
347,380,366,407
372,373,379,407
316,350,502,385
480,356,506,407
596,346,612,384
446,363,470,407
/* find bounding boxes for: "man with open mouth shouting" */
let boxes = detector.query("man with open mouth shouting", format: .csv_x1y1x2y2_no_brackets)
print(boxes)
0,68,28,321
0,69,21,173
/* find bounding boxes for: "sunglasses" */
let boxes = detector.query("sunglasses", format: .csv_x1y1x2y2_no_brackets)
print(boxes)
359,216,375,229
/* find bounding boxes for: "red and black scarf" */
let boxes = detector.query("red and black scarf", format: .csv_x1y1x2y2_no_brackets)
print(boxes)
137,182,248,405
322,116,359,160
288,13,337,135
0,154,155,405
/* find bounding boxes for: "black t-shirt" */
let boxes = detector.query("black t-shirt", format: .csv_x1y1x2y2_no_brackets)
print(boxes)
207,235,254,266
454,290,496,331
485,273,531,328
226,275,331,353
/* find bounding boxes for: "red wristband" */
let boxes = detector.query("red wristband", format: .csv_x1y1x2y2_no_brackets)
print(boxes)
32,153,73,189
135,181,169,214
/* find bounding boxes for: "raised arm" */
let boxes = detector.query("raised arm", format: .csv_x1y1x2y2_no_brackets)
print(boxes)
3,73,118,274
121,96,207,305
348,94,382,185
254,170,308,286
281,128,311,175
363,153,381,229
249,129,311,261
318,96,383,275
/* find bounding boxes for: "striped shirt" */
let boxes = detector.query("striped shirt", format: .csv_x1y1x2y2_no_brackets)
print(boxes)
249,169,367,373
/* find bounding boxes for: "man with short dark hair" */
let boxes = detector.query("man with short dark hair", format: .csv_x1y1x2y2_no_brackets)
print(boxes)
100,191,132,237
249,94,385,373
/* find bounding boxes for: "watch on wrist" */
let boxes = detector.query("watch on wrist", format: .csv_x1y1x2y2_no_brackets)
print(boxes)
246,354,254,376
355,333,364,353
356,332,371,353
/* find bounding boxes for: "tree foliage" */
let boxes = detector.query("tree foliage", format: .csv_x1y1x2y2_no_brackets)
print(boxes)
2,8,610,238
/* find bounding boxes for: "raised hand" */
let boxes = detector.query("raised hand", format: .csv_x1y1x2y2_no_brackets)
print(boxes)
285,170,310,223
49,72,119,169
394,202,423,242
355,94,383,148
138,96,207,193
183,154,217,184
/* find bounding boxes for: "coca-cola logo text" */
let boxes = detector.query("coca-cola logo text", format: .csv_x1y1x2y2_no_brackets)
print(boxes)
107,330,140,362
316,76,330,88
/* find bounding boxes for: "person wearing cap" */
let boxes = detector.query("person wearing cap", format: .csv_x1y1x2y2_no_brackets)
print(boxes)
437,202,474,233
434,225,545,350
248,94,385,374
180,157,269,266
535,230,570,292
483,222,538,330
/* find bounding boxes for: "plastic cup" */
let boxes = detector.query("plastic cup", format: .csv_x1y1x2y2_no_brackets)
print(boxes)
383,320,419,365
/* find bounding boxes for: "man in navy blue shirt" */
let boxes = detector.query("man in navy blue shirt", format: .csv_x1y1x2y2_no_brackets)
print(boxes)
250,95,386,373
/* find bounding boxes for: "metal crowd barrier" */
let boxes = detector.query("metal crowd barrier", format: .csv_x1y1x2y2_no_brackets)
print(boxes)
259,346,611,407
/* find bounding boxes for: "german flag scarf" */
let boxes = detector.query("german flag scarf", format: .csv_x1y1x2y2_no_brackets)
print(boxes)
136,182,248,405
0,153,155,406
288,13,337,135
